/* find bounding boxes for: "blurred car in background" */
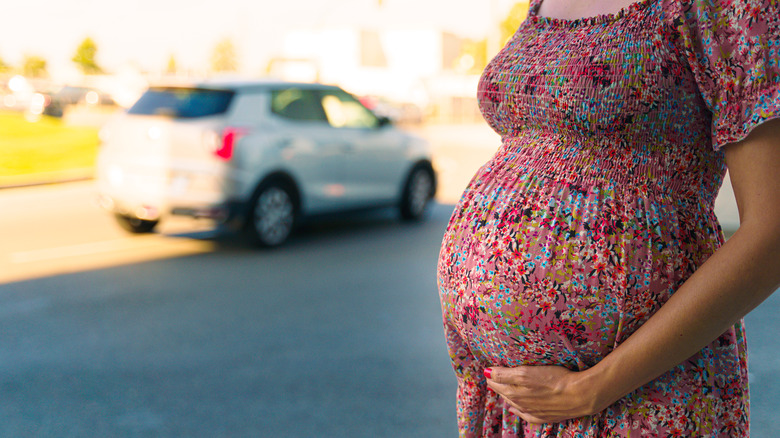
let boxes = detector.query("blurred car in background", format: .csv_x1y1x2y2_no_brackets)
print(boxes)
32,85,116,117
96,79,436,246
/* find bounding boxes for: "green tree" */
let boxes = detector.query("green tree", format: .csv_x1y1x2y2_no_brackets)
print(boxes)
23,55,48,78
72,37,103,74
499,2,530,44
210,38,238,73
167,54,178,74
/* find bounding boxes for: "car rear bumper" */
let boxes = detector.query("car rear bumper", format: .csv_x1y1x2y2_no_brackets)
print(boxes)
96,192,243,225
96,193,165,221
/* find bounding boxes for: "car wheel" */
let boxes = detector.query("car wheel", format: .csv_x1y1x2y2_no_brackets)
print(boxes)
114,213,159,234
249,182,296,247
400,166,434,221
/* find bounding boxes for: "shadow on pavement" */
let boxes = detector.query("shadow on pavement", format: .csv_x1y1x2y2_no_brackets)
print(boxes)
0,203,459,438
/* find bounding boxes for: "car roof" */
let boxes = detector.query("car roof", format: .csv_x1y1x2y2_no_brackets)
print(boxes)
152,78,342,93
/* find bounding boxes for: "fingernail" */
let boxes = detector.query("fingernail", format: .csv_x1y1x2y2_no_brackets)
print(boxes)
483,368,492,379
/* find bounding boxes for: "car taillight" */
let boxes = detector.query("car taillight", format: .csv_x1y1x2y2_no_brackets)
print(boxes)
214,127,248,160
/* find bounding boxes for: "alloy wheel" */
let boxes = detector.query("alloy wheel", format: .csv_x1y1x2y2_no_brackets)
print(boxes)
253,186,295,246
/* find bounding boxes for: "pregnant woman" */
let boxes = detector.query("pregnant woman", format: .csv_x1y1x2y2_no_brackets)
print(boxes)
437,0,780,435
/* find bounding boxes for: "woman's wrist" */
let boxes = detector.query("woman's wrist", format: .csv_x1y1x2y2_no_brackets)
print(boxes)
570,364,622,416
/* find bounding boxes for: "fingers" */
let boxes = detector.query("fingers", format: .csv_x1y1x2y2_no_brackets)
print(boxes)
484,366,527,384
486,379,540,413
485,366,511,383
508,406,523,417
486,379,532,413
508,406,547,424
503,394,563,424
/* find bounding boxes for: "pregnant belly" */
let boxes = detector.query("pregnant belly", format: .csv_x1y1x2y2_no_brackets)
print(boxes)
437,164,721,370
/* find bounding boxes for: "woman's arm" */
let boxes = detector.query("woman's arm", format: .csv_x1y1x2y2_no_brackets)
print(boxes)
485,119,780,424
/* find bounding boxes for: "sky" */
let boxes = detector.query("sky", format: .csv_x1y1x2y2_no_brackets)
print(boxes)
1,0,518,80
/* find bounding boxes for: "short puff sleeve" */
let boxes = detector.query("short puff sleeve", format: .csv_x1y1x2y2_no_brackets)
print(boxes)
673,0,780,149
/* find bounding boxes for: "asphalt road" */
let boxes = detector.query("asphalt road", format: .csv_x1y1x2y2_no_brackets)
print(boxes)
0,125,774,437
1,182,460,437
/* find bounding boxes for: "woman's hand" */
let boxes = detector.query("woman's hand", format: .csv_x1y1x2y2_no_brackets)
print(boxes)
484,365,610,424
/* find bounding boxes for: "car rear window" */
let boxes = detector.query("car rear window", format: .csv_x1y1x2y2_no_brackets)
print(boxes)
128,88,234,118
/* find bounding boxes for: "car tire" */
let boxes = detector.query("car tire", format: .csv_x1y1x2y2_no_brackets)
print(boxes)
248,181,297,247
114,213,159,234
400,165,435,221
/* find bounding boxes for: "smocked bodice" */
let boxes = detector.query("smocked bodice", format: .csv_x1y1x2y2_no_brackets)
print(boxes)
478,0,726,203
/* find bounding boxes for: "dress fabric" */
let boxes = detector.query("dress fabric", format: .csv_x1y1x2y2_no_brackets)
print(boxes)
437,0,780,436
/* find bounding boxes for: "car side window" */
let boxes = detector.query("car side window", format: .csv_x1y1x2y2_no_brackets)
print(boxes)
319,89,379,129
271,88,327,122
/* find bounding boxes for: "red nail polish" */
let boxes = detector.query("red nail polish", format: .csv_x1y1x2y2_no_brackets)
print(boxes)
484,368,492,379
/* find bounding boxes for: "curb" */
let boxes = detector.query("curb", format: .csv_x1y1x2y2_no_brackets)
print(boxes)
0,168,94,190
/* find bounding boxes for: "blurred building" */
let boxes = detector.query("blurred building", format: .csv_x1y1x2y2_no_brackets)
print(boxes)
271,27,484,124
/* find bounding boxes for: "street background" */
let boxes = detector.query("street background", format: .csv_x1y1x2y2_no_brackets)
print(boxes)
1,124,777,437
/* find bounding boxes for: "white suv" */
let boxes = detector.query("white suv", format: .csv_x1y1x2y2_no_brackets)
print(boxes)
95,80,436,246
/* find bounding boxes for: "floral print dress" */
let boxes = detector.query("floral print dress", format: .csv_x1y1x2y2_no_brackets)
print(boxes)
437,0,780,436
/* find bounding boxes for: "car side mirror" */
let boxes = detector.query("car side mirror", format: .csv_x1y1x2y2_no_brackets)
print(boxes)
376,116,392,128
